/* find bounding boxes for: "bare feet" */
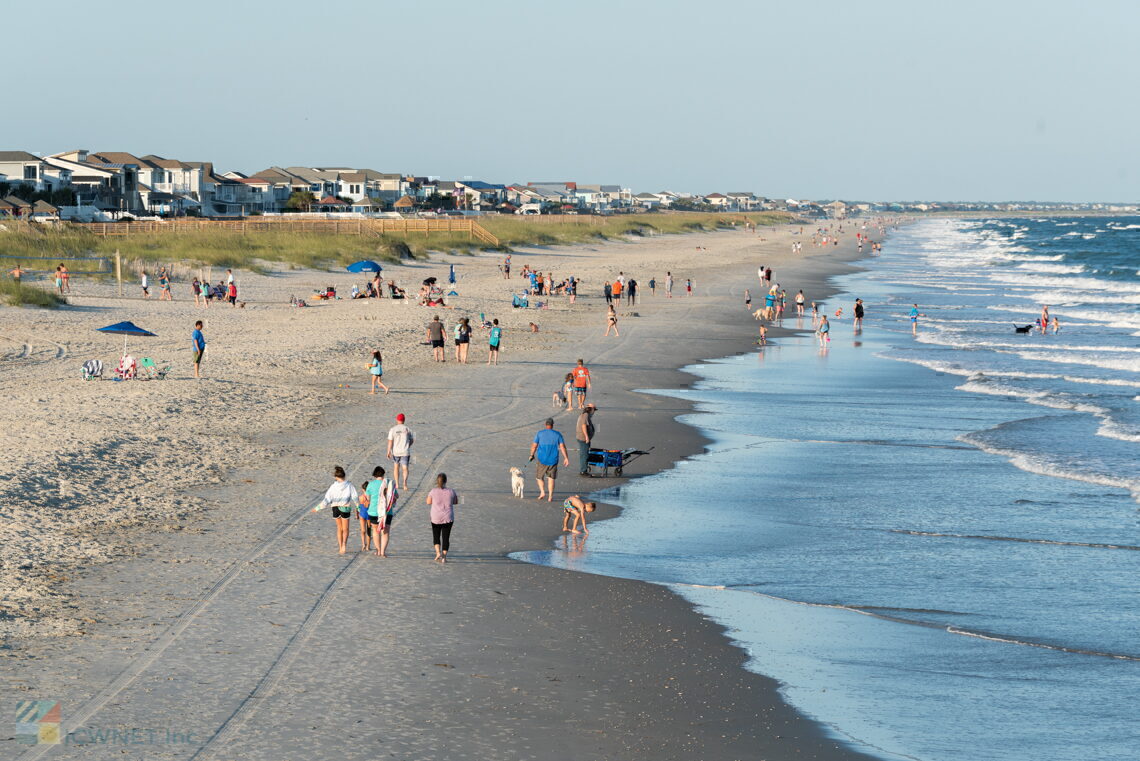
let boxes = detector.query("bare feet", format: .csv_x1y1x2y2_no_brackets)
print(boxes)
536,494,546,501
434,554,442,563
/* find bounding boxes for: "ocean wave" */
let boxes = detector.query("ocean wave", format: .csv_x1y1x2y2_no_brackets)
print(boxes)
1014,263,1085,274
879,353,1140,388
673,583,1140,661
1026,290,1140,306
888,529,1140,551
955,380,1109,416
1001,273,1140,293
1001,350,1140,373
1107,223,1140,230
960,427,1140,502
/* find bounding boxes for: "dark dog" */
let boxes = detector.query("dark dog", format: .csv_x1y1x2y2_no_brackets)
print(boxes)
1014,324,1034,333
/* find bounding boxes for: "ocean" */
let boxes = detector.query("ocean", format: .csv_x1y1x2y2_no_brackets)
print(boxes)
517,217,1140,761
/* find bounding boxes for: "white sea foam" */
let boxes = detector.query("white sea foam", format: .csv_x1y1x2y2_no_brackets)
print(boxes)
959,432,1140,501
956,380,1110,416
1000,350,1140,373
1107,223,1140,230
1014,263,1085,274
1000,273,1140,293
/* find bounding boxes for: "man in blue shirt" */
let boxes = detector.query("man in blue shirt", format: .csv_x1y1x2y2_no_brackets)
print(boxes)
191,320,206,378
529,418,570,502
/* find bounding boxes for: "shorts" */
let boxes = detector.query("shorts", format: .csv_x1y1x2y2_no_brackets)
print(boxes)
573,386,587,395
454,339,462,346
331,506,352,519
142,287,150,294
431,339,444,348
193,350,204,364
392,455,410,466
536,462,558,480
489,342,500,351
371,513,392,530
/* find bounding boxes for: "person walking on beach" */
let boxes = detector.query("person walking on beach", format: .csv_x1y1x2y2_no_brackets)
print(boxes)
685,278,693,296
158,266,172,301
54,266,64,295
488,319,503,365
226,268,234,287
796,290,805,316
818,315,830,348
648,277,656,296
503,254,511,279
8,264,24,283
141,270,150,299
604,303,620,337
387,413,414,490
191,277,202,306
357,480,373,552
227,279,237,307
665,271,674,298
575,403,596,475
315,465,359,555
454,317,471,363
426,472,458,563
530,418,570,502
369,350,390,394
627,278,637,306
561,494,597,535
191,320,206,378
571,359,591,408
427,315,446,362
744,289,752,311
366,466,398,557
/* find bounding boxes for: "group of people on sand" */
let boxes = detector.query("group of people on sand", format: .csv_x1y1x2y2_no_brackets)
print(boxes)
315,402,597,562
422,314,503,366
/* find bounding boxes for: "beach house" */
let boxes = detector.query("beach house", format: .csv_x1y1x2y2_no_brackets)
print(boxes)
0,151,48,192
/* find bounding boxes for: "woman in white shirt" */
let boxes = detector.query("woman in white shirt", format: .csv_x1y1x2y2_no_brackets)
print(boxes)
317,465,359,554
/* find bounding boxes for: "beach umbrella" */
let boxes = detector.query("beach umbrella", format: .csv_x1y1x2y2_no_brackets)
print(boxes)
346,260,383,273
97,320,157,354
448,264,456,284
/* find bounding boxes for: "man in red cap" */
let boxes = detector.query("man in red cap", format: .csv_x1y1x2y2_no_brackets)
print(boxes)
386,413,414,490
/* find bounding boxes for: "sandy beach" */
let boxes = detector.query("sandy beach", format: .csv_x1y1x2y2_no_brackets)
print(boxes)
2,223,877,759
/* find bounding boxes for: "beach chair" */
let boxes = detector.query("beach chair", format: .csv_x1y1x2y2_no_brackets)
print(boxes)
112,355,137,380
81,358,103,381
138,357,170,380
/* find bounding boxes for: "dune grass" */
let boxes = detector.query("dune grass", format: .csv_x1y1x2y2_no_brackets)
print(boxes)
480,211,794,249
0,279,67,308
0,211,795,273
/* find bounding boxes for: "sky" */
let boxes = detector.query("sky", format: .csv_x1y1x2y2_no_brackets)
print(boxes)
7,0,1138,201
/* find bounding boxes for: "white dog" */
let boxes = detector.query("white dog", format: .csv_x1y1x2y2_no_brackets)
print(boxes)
510,467,525,499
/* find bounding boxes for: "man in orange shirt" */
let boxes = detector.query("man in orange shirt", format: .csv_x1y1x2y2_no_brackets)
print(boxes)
571,358,592,409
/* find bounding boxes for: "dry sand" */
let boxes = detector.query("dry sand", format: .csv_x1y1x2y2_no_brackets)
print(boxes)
1,222,881,760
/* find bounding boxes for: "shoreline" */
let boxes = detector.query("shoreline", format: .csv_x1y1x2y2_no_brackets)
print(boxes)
3,225,881,760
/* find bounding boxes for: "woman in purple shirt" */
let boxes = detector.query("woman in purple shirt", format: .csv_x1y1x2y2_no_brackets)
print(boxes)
425,473,458,563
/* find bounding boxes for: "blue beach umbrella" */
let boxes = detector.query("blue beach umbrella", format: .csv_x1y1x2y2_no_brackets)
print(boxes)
97,320,157,354
346,260,383,273
448,264,456,284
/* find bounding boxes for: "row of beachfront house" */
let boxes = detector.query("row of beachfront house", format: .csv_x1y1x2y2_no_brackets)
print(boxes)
1,148,785,220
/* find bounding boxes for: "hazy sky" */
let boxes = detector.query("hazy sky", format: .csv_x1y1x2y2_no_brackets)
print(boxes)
8,0,1137,201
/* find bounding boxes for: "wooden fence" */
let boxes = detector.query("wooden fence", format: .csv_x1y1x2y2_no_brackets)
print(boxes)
79,217,500,246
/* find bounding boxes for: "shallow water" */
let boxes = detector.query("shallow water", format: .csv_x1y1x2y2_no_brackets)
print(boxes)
517,218,1140,761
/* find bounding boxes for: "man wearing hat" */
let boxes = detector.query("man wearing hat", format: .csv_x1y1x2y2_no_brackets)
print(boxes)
386,413,415,490
529,418,570,502
576,403,597,476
